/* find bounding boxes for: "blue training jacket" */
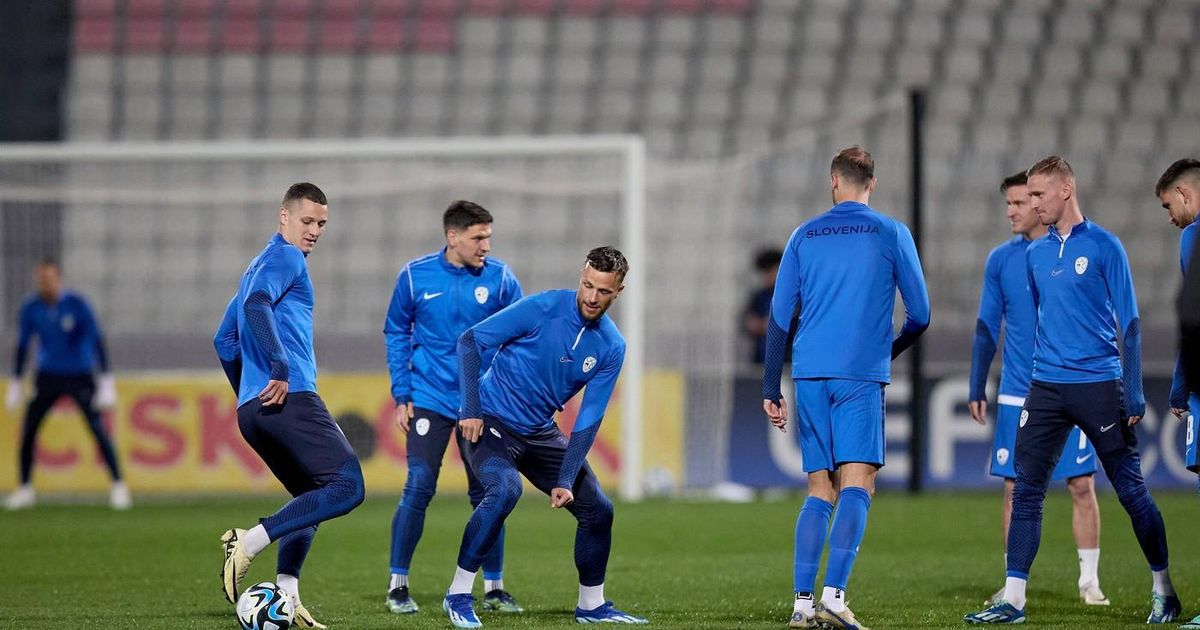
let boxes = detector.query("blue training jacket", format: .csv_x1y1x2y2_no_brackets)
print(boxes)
384,248,522,418
970,236,1037,402
762,201,930,400
214,233,319,406
1170,222,1200,408
13,291,109,376
1026,219,1144,415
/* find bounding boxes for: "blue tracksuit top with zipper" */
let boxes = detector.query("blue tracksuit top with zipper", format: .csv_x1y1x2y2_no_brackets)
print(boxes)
13,291,109,376
384,249,522,418
1026,219,1144,415
762,201,929,400
213,233,318,406
459,289,625,436
1170,222,1200,408
970,236,1037,402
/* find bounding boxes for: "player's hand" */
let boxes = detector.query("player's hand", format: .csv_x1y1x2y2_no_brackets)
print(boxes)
968,400,988,425
95,373,118,410
5,381,22,412
1171,407,1189,420
550,487,574,508
395,402,415,432
763,399,788,432
258,379,288,406
1127,415,1142,427
459,418,484,443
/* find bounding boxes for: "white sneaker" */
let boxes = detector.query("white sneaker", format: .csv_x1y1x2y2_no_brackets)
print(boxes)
5,485,35,510
1079,582,1110,606
110,481,132,510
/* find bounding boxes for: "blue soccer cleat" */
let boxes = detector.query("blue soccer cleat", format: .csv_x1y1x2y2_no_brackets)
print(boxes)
387,585,418,614
482,589,524,613
1180,612,1200,629
1146,592,1182,624
963,600,1026,624
575,601,649,624
443,593,482,628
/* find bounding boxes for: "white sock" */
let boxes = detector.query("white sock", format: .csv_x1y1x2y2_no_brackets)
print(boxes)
484,579,503,593
277,574,299,601
1152,568,1175,596
793,592,815,616
579,584,605,611
449,567,476,595
242,524,270,558
1003,576,1027,610
1077,548,1100,588
820,586,845,613
389,573,408,591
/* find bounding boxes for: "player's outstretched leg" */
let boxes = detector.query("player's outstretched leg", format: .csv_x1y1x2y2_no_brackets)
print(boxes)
814,484,872,630
567,479,646,624
461,434,523,614
388,460,438,614
791,493,834,628
277,526,325,629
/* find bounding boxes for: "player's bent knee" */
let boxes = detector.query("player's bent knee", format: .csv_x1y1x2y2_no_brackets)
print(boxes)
400,463,438,508
327,458,366,514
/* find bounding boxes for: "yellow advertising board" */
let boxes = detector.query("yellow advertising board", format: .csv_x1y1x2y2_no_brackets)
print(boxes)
0,371,683,496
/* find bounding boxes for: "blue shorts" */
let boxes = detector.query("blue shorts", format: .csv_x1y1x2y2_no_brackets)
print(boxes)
992,401,1097,480
792,378,885,473
1186,394,1200,473
237,393,358,496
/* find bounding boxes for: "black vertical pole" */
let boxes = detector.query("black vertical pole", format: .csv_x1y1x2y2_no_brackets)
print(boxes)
908,89,926,493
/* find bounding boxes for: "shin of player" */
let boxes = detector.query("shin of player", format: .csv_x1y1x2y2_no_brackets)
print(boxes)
762,147,930,630
212,184,366,629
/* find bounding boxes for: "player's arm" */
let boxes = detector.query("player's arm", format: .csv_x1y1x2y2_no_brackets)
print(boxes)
79,298,117,409
761,230,801,432
213,296,242,395
457,296,543,440
891,220,931,359
969,251,1004,424
1179,242,1200,395
243,249,303,405
498,265,524,307
553,344,625,507
1104,237,1145,423
383,268,416,430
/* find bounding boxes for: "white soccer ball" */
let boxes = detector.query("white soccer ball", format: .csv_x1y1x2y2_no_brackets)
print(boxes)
236,581,295,630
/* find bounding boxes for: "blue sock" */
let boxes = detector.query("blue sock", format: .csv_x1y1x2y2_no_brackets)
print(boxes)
794,496,834,593
277,525,316,578
824,487,871,591
389,461,436,574
262,459,365,540
482,525,505,581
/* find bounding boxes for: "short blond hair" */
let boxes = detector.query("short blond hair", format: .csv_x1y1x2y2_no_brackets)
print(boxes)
1027,155,1075,182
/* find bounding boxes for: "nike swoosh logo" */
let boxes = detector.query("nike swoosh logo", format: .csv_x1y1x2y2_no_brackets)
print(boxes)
1075,454,1092,465
1100,422,1116,432
1051,269,1064,277
559,357,574,363
423,291,444,300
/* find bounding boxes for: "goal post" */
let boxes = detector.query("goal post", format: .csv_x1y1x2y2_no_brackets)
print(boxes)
0,135,648,501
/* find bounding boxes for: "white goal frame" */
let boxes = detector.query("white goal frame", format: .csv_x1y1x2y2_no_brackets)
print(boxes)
0,135,649,501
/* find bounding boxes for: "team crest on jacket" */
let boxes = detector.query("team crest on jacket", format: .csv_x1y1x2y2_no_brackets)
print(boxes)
474,286,489,304
1074,256,1088,275
582,357,597,373
60,314,75,332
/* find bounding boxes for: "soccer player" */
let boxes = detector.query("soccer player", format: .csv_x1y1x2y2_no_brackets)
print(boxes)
213,183,365,629
4,259,128,511
1154,158,1200,630
968,172,1107,607
440,247,647,628
762,146,930,630
965,157,1178,625
383,201,524,614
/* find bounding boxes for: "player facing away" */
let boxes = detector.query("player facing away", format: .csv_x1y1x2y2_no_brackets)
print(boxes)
968,171,1107,607
1154,159,1200,630
965,157,1178,625
5,259,128,510
213,183,365,629
383,201,524,614
762,146,930,630
440,247,647,629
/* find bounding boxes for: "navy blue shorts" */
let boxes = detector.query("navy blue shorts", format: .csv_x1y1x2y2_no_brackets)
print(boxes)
466,417,605,501
238,392,357,497
1015,380,1135,485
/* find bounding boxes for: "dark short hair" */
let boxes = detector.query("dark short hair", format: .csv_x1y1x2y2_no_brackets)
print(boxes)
1027,155,1074,182
37,258,60,270
1000,171,1028,193
443,200,493,233
754,247,783,271
585,246,628,282
282,182,327,206
831,146,875,188
1155,158,1200,196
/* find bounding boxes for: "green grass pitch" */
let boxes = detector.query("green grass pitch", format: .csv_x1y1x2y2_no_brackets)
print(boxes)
1,490,1196,629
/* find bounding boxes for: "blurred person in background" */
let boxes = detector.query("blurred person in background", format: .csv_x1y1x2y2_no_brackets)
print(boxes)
5,259,126,510
742,247,783,365
383,200,525,615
